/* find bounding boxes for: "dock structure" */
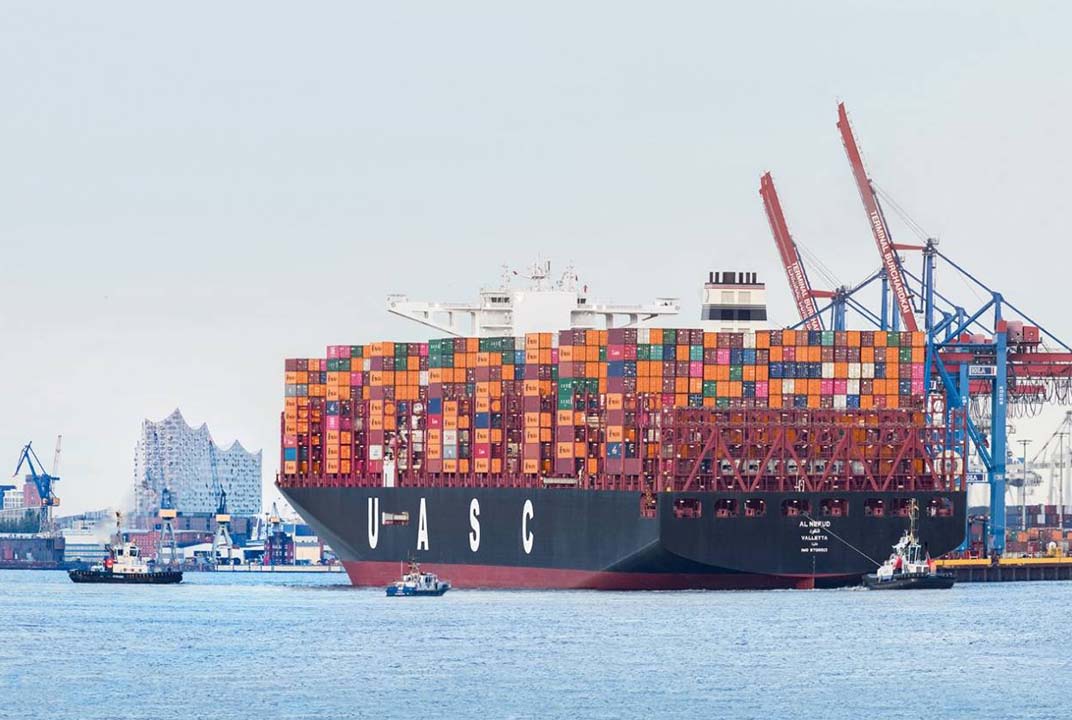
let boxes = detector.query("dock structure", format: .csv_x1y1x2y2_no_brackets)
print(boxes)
936,557,1072,582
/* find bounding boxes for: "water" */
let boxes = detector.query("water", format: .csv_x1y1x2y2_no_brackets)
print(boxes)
1,570,1069,719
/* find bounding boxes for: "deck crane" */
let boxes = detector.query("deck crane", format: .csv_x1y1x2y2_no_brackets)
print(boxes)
759,172,829,331
836,102,921,332
11,441,61,532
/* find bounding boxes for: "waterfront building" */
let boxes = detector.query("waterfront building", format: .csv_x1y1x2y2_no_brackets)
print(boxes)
133,409,262,517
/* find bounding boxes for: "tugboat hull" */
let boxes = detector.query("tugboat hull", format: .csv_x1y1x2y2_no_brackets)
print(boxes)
385,585,450,597
68,569,183,584
862,572,955,590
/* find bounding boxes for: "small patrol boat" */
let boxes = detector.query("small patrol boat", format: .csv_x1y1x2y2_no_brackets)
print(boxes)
863,500,954,590
68,513,182,585
386,561,450,597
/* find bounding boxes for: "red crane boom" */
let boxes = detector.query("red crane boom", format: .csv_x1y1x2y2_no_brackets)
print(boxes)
759,172,824,331
836,102,919,332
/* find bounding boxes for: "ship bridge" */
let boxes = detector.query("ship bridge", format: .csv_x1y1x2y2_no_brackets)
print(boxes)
387,260,680,337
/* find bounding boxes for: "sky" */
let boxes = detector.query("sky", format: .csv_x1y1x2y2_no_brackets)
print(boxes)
3,2,1071,514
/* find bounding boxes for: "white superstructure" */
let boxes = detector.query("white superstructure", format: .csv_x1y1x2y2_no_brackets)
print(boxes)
387,260,680,337
699,271,769,333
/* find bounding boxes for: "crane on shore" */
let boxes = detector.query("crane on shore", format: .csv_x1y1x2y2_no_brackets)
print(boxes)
10,438,61,533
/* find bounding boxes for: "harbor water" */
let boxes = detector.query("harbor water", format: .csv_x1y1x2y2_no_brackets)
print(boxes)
1,570,1069,719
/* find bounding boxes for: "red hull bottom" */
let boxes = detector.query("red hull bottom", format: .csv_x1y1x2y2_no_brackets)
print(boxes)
343,561,843,590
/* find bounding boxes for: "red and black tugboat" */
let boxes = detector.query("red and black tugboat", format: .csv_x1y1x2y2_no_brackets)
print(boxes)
68,513,182,584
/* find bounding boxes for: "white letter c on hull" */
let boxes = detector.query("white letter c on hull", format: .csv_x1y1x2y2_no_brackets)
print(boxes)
522,499,534,555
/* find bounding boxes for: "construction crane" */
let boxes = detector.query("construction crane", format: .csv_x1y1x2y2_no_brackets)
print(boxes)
759,172,828,331
10,441,61,533
836,102,921,332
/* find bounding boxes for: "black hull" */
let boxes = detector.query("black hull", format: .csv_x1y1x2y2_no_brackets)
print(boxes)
68,569,183,584
863,572,956,590
280,485,966,590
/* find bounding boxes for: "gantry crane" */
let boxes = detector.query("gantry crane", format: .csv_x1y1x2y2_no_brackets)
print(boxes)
759,172,828,331
837,102,921,332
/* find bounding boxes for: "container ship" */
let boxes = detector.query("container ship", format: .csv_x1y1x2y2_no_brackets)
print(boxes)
277,264,966,589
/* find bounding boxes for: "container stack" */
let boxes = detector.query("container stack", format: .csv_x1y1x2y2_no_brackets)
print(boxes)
282,329,927,481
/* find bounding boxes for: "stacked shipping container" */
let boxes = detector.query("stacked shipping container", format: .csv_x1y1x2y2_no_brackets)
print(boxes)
281,329,928,483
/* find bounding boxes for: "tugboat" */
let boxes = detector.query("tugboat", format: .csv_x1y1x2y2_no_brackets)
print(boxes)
863,500,955,590
386,560,451,597
68,513,183,584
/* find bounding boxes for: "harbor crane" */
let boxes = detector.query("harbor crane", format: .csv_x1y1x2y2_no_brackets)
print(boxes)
773,102,1072,553
208,445,235,565
837,102,921,332
11,439,61,533
759,172,828,331
157,487,179,565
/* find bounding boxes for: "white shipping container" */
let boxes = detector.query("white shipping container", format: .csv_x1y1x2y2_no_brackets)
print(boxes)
822,362,834,379
419,371,429,385
743,332,756,349
368,445,383,461
862,363,875,379
834,395,847,409
848,363,861,379
847,379,860,395
783,379,795,394
443,429,458,444
637,327,650,344
443,444,458,460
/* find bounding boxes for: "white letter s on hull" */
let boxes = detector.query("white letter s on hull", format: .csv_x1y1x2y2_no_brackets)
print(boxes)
469,498,480,552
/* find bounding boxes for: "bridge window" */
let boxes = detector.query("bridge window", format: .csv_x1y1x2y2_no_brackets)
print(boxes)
714,498,739,518
864,499,885,517
820,498,849,517
892,498,913,517
744,498,766,518
781,499,811,517
673,498,702,519
927,497,954,517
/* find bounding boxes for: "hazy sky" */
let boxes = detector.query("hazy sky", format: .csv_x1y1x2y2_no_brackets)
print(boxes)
4,2,1070,514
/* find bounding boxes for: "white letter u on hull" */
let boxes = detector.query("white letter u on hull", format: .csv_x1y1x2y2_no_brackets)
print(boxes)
367,497,380,549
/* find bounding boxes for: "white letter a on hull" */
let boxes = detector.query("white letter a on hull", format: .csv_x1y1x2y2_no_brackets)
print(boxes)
417,497,429,551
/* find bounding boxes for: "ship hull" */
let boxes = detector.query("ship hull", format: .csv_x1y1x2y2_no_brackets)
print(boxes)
280,485,966,590
68,569,183,584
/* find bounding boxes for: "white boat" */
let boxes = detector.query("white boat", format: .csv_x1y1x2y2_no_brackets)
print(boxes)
386,561,450,597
